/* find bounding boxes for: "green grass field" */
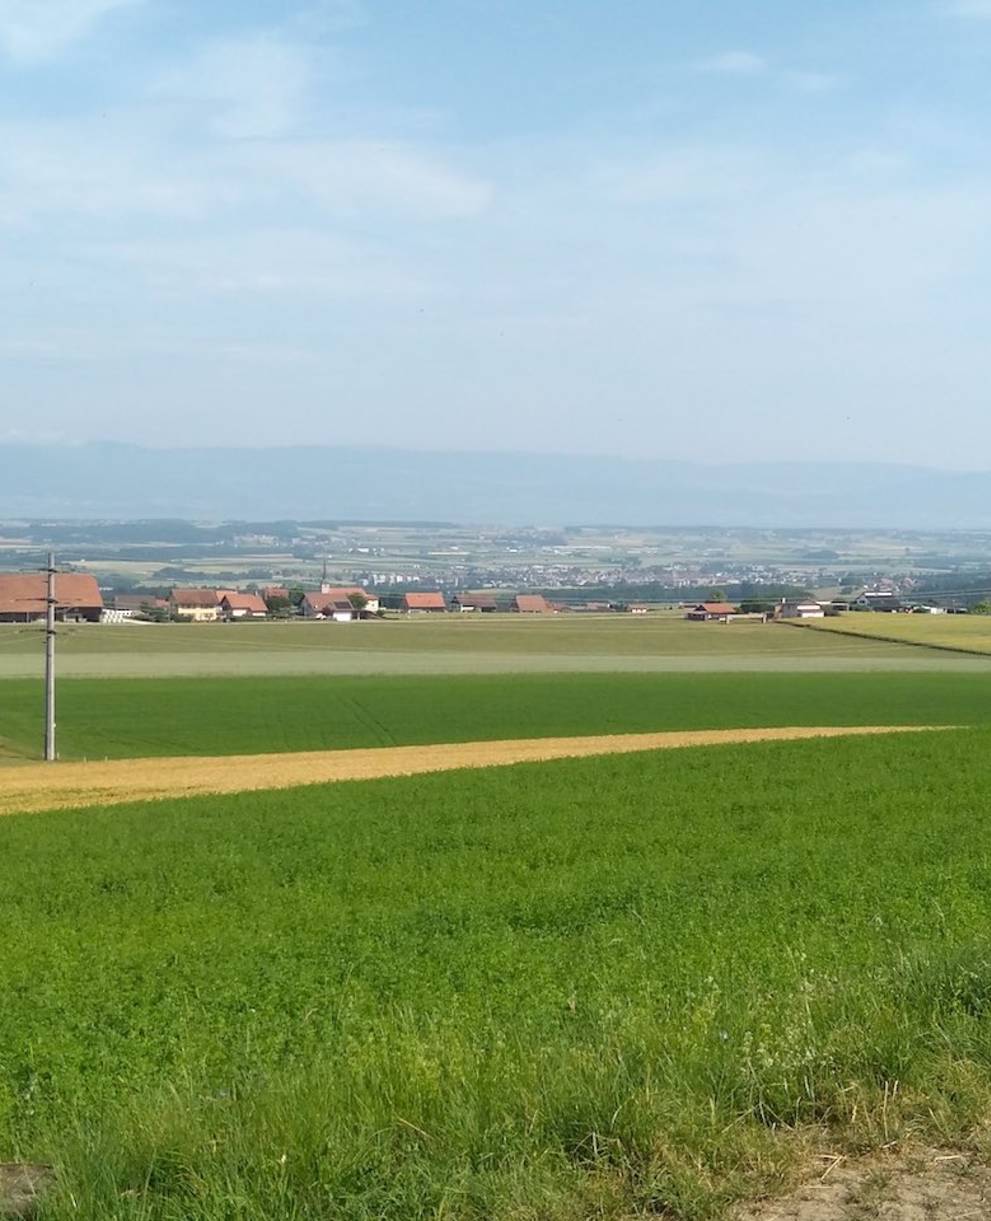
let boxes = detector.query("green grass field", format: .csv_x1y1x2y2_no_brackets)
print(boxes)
5,731,991,1218
2,670,991,761
0,616,976,678
797,613,991,655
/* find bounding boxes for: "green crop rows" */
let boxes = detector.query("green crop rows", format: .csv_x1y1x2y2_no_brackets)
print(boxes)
5,730,991,1218
2,670,991,761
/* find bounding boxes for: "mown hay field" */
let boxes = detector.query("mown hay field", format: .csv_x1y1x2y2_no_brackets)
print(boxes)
796,612,991,655
4,730,991,1219
0,615,971,679
3,670,991,762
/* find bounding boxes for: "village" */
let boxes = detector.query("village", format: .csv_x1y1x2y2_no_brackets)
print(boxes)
0,571,960,626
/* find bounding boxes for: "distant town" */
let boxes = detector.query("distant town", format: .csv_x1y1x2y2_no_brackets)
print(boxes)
2,518,990,625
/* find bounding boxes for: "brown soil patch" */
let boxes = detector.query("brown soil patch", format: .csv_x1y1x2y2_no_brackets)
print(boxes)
0,726,945,816
735,1148,991,1219
0,1163,53,1218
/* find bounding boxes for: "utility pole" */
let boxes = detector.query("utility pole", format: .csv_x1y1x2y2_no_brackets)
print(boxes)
44,551,56,762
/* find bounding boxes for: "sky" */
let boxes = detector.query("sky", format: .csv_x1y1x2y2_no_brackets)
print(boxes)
2,0,991,466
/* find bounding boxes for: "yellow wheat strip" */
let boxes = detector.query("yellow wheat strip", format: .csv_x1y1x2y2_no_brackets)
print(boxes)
0,725,951,817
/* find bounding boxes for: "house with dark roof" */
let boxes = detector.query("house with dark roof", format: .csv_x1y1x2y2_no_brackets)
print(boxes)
451,592,498,612
0,573,103,623
317,585,379,613
301,592,357,621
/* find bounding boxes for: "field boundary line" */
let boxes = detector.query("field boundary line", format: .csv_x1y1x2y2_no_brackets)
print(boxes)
0,725,957,817
779,618,991,658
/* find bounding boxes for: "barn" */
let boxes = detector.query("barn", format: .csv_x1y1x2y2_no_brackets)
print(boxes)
402,592,447,613
0,573,103,624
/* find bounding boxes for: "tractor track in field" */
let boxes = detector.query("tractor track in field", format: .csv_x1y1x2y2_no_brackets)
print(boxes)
0,725,950,816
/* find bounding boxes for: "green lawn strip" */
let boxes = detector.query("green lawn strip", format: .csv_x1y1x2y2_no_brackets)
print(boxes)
4,730,991,1218
2,671,991,760
0,617,915,661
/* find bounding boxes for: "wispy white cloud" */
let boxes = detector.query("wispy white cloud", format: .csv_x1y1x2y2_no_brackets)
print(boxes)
0,119,228,222
0,114,491,225
87,229,429,298
0,0,141,63
695,49,767,76
244,140,492,217
152,33,314,140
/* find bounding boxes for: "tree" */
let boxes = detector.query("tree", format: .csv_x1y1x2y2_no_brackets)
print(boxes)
973,601,991,615
348,591,368,614
265,595,292,616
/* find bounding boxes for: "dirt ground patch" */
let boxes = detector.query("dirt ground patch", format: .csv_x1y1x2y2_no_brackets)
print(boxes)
735,1148,991,1219
0,725,946,816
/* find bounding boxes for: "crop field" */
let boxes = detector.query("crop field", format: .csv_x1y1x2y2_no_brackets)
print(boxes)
2,670,991,762
4,730,991,1219
0,615,977,679
796,612,991,655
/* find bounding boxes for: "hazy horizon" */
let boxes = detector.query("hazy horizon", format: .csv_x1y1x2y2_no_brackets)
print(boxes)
4,1,990,467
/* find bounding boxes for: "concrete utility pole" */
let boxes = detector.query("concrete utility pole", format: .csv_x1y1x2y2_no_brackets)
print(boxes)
44,552,56,762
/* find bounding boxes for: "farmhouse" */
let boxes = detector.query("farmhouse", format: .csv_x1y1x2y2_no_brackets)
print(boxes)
402,592,447,613
169,588,221,621
301,592,357,621
685,602,737,622
219,592,268,620
261,585,290,603
0,573,103,623
451,592,498,612
775,600,825,620
853,591,903,612
513,594,552,614
318,585,380,614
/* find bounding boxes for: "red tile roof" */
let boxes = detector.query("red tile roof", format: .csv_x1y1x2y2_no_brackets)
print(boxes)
0,573,103,616
403,591,446,610
220,592,267,614
514,594,552,613
695,602,737,614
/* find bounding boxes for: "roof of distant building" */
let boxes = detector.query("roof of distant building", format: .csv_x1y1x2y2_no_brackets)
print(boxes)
171,588,220,607
403,591,446,609
514,594,552,612
220,592,267,613
0,573,103,616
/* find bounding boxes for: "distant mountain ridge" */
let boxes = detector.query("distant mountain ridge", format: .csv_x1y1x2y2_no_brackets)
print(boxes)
2,442,990,528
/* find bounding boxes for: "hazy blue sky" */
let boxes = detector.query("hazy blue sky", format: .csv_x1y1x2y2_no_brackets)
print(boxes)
3,0,990,464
